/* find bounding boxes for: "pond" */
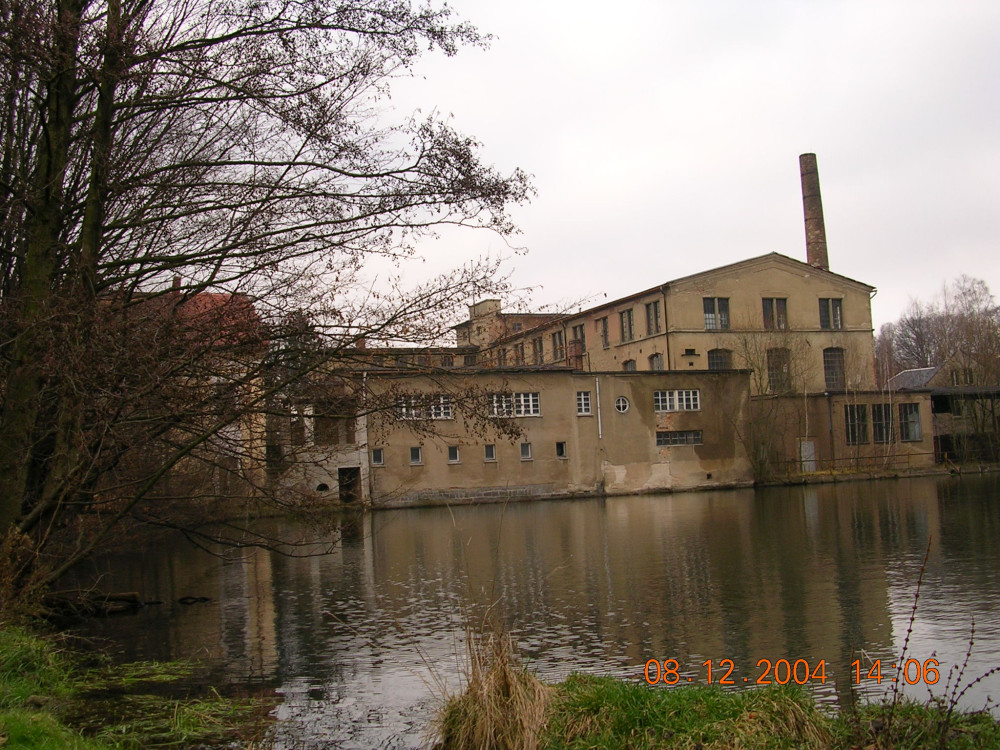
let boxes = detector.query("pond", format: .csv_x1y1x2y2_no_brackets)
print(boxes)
68,474,1000,749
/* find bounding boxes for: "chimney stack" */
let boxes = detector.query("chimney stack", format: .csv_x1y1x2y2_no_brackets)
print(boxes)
799,153,829,271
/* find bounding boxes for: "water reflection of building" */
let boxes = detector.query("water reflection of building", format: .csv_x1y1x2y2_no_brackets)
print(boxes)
360,484,950,705
69,476,1000,728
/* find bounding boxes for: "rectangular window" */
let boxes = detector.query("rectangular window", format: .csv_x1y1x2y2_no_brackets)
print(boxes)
410,446,423,464
484,444,496,461
766,348,791,393
823,348,846,391
463,353,477,367
397,395,451,420
531,337,544,365
645,301,662,335
872,404,894,444
513,342,525,365
845,405,869,445
552,330,565,360
762,298,788,330
951,368,974,385
513,392,540,416
819,298,843,329
396,395,423,420
571,324,586,352
597,317,610,348
497,348,507,367
489,393,513,417
620,309,635,342
656,430,703,446
371,448,384,466
447,446,460,463
290,410,306,446
556,441,567,458
576,391,592,415
429,395,452,420
493,392,540,417
899,403,922,441
653,389,701,412
314,406,349,445
520,442,532,460
703,297,730,330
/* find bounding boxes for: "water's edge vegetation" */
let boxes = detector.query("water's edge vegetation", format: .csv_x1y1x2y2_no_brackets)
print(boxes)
434,630,1000,750
0,626,273,749
4,622,1000,749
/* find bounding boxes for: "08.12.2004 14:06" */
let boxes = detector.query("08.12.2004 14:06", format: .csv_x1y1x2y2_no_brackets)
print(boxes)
643,658,941,686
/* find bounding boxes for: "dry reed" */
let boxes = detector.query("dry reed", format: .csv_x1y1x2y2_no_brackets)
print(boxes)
434,624,552,750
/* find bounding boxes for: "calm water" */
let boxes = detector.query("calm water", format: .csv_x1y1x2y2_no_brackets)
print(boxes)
69,475,1000,748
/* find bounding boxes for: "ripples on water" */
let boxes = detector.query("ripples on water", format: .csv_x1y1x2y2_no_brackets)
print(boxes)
69,475,1000,749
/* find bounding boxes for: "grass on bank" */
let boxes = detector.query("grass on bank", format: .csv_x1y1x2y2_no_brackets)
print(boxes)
435,633,1000,750
0,626,273,749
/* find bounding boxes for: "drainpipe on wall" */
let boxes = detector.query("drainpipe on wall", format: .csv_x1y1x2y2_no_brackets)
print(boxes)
362,370,373,505
595,376,603,440
826,392,835,470
661,284,671,370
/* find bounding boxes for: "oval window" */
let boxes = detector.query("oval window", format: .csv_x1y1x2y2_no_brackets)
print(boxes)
615,396,630,413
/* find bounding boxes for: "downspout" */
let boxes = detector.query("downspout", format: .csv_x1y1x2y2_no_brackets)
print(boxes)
661,284,671,370
826,392,835,470
595,375,604,494
363,370,373,505
595,376,603,440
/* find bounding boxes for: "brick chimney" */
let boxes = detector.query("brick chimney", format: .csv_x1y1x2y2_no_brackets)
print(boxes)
799,153,829,271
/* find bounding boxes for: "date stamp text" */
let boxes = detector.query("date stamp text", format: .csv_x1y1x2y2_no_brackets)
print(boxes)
643,658,941,686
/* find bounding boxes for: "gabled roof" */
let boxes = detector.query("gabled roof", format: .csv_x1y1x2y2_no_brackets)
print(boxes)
546,252,875,321
887,366,941,391
665,252,875,292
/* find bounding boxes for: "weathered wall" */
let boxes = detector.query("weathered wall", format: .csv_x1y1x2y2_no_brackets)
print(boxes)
473,254,876,396
366,370,753,506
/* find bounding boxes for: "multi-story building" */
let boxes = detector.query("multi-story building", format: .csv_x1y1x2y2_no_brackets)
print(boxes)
469,251,877,396
272,155,937,505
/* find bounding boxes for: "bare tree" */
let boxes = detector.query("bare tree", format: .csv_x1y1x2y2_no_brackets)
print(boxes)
0,0,530,605
725,325,814,480
877,277,1000,379
876,277,1000,462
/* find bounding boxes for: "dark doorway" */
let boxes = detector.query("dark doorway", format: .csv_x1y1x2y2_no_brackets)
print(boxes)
338,467,361,504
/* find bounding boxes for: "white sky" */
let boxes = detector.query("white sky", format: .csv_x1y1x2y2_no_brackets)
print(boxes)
388,0,1000,330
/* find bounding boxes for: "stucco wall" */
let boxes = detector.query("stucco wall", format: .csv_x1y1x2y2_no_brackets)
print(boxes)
367,370,753,506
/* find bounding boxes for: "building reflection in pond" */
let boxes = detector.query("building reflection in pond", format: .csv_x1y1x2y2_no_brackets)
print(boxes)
68,476,1000,747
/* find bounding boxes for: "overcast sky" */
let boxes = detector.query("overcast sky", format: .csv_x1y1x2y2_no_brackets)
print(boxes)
389,0,1000,330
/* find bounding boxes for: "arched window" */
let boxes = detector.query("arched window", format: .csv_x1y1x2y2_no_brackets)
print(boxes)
707,348,732,371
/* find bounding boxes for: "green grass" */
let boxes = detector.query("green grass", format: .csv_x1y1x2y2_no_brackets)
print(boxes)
539,676,832,750
0,709,111,750
436,672,1000,750
0,627,77,708
0,627,273,749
